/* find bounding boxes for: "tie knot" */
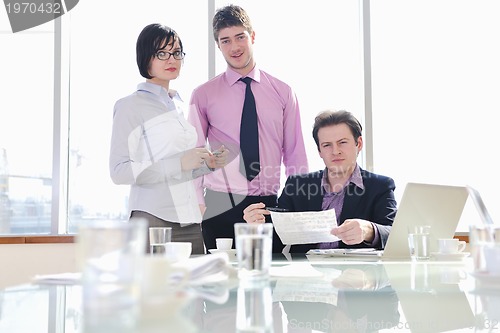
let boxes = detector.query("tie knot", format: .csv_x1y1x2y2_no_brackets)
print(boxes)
240,77,253,85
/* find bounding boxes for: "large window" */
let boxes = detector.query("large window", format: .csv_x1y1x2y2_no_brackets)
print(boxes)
66,0,361,233
215,0,364,183
66,0,209,232
1,0,498,235
0,11,55,234
370,0,500,230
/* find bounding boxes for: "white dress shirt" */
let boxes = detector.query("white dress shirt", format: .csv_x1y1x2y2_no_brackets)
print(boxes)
110,82,204,224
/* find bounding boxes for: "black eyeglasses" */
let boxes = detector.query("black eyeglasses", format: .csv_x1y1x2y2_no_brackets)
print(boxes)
155,50,185,61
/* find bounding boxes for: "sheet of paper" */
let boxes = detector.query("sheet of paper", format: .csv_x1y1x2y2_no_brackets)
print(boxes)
270,209,340,245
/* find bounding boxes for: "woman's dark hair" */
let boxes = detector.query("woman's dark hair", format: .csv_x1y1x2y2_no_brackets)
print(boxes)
136,23,183,79
312,110,363,150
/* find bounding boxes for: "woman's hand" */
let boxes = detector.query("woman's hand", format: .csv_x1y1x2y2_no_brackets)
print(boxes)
206,145,228,169
181,148,211,171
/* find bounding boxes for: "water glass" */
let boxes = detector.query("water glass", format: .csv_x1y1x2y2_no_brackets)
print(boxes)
408,225,431,260
149,227,172,255
234,223,273,280
77,220,147,331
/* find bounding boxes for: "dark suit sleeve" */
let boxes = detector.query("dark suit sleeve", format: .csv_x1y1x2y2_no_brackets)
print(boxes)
278,171,324,212
370,176,397,248
341,172,397,249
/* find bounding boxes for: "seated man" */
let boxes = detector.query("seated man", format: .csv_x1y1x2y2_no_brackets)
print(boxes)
243,110,397,253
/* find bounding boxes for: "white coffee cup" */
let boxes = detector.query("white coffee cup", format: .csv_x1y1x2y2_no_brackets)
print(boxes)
216,238,233,250
164,242,192,263
438,238,466,254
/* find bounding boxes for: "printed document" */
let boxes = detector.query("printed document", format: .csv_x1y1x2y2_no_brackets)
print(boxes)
270,209,340,245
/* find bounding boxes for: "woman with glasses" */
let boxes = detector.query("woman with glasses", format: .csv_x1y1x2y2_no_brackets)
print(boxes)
109,23,227,254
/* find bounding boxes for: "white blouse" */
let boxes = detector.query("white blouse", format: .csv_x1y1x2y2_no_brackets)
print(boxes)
109,82,204,224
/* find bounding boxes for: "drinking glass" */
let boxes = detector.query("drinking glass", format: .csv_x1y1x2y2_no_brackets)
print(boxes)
77,220,146,331
234,223,273,280
408,225,431,260
149,227,172,255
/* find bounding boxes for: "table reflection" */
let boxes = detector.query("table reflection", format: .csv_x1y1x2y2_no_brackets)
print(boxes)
0,257,497,332
203,282,284,333
278,263,399,333
471,282,500,332
384,262,475,333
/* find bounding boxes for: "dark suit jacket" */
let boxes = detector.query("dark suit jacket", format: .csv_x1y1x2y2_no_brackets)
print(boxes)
274,169,397,253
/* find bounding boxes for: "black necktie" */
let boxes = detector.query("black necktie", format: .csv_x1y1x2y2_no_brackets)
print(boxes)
239,77,260,181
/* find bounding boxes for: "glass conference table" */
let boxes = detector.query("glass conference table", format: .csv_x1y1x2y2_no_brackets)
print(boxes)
0,253,499,333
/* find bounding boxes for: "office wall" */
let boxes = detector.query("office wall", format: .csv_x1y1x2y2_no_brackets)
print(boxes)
0,243,77,289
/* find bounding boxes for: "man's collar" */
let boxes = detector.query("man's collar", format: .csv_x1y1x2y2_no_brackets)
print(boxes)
321,164,364,194
226,65,261,85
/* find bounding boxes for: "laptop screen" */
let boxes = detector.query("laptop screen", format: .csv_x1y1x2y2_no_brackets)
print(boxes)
382,182,469,259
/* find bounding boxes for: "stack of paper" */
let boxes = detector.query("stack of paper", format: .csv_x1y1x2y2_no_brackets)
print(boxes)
33,253,232,286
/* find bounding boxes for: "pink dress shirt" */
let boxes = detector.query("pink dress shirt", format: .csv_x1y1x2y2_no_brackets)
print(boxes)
188,65,308,204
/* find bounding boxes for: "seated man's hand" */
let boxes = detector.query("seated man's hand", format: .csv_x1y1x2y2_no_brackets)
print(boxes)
242,202,269,224
330,219,374,245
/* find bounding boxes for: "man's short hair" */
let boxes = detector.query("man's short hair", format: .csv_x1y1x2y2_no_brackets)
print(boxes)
312,110,363,149
212,4,253,42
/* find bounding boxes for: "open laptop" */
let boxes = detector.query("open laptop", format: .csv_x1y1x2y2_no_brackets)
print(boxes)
308,182,470,260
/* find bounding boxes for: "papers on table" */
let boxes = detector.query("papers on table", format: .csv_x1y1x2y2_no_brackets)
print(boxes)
270,209,340,245
33,253,233,287
173,252,233,285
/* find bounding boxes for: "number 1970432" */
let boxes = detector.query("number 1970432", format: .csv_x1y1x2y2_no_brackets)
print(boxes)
6,2,62,14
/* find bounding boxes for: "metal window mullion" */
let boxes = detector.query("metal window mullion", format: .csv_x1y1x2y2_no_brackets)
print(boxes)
360,0,374,172
208,0,216,80
51,16,70,234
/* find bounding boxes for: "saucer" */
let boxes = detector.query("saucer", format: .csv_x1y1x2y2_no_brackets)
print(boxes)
208,249,237,257
431,251,470,260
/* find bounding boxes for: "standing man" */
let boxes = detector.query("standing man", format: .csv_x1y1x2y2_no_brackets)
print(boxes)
188,4,308,251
